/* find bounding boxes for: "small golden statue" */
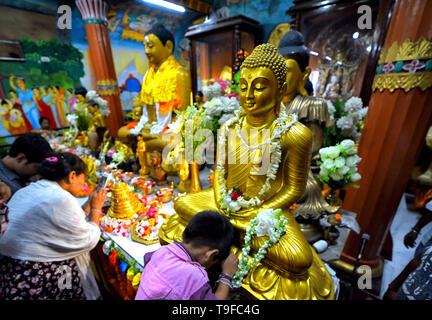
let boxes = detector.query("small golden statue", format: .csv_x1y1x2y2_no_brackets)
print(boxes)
177,158,191,193
137,136,150,178
108,182,144,220
159,44,334,300
149,150,168,186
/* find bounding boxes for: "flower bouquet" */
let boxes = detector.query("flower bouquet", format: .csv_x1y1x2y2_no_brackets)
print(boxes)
324,96,369,147
317,139,362,190
201,82,240,133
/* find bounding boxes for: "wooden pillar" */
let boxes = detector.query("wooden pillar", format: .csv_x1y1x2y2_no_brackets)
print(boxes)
76,0,124,137
334,0,432,276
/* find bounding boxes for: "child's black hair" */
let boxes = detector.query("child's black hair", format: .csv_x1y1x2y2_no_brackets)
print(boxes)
182,211,234,261
38,152,87,182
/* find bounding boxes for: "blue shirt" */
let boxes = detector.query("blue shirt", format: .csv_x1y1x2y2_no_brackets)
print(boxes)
0,159,25,196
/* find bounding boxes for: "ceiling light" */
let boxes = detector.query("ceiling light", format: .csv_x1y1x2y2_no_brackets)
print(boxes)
352,32,360,39
309,51,319,56
142,0,185,13
366,45,372,52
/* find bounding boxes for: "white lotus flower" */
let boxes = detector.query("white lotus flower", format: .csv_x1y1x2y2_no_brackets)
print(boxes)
337,166,350,175
86,90,98,101
218,113,234,125
334,157,345,168
255,209,279,237
340,139,355,150
351,172,362,182
345,97,363,113
358,107,369,120
323,158,335,170
330,172,344,181
229,201,241,212
327,146,341,159
336,115,354,130
346,155,361,167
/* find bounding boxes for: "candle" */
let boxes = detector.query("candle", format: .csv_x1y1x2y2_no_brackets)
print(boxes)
190,91,193,106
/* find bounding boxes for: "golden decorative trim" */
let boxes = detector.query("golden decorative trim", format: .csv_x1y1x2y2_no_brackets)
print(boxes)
97,79,120,96
378,38,432,64
372,72,432,92
329,258,384,278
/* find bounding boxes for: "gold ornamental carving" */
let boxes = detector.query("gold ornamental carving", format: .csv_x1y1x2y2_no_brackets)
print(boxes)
378,37,432,64
372,72,432,92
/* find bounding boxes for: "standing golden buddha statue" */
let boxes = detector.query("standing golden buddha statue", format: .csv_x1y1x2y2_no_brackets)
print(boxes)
277,31,336,239
159,44,334,300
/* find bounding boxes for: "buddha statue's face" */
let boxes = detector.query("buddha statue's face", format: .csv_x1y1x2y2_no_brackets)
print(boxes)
239,67,280,117
144,34,172,67
283,59,310,102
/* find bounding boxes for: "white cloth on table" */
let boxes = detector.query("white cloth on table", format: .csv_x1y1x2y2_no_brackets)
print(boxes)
0,179,101,300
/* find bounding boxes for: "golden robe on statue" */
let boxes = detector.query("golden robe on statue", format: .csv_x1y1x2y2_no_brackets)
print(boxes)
140,55,184,117
159,43,334,300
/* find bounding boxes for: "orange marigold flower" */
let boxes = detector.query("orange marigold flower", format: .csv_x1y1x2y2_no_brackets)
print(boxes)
289,203,297,210
335,213,341,220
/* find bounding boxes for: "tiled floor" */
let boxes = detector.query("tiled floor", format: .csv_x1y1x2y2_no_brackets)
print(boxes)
379,194,432,297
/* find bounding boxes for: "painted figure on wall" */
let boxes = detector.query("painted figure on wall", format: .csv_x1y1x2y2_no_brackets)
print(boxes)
9,76,40,129
32,88,56,129
46,87,64,127
9,90,32,131
41,87,61,128
0,99,27,135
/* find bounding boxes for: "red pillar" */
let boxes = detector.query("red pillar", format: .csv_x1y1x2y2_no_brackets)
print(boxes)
334,0,432,276
76,0,124,137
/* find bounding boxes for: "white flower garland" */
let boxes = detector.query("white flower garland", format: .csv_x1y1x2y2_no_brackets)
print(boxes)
232,208,288,288
217,108,297,212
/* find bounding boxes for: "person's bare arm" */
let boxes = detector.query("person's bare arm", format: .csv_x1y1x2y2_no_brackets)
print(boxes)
0,181,11,202
214,253,238,300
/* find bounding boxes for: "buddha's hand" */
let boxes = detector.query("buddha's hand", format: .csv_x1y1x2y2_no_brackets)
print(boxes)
221,253,239,277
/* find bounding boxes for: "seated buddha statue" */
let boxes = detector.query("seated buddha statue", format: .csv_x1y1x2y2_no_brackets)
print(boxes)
119,24,190,174
128,24,190,147
159,44,334,300
277,31,336,230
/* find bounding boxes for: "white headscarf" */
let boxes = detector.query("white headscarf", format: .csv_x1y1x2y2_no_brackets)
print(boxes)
0,179,101,299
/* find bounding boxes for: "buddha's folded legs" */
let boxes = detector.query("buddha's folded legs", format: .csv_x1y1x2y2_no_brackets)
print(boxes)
158,189,218,244
158,195,335,299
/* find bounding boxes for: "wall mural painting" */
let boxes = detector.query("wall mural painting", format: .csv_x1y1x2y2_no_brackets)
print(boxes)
71,3,199,114
0,38,85,138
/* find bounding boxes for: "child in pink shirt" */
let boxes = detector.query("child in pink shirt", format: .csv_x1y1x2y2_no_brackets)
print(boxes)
135,211,238,300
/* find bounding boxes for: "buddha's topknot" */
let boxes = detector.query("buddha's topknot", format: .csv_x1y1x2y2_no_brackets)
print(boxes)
241,43,287,89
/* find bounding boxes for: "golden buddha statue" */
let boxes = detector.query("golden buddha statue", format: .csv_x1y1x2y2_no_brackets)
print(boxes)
278,31,335,232
137,136,150,178
124,24,190,174
159,44,334,300
87,100,107,152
